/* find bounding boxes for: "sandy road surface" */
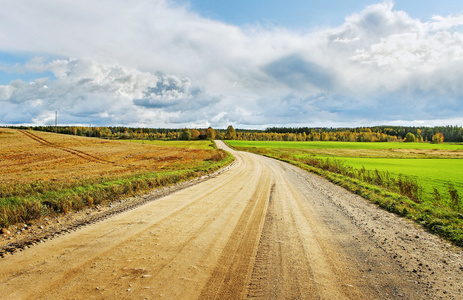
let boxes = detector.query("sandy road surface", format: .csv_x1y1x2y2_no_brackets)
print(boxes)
1,141,462,299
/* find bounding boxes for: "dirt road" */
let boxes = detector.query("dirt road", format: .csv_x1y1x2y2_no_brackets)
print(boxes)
1,141,462,299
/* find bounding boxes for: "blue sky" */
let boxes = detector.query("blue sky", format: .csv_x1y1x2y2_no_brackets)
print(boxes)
1,0,463,128
184,0,463,28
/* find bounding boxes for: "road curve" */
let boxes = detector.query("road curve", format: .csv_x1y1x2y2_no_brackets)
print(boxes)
0,141,461,299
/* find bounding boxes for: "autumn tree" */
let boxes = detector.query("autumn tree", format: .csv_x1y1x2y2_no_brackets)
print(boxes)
206,127,216,140
190,129,200,140
224,125,237,140
432,133,444,144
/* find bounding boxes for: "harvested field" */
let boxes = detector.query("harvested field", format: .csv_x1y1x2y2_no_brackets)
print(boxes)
1,129,217,184
0,128,231,227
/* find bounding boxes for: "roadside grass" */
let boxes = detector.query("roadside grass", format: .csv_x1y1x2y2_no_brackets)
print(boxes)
0,158,232,227
0,129,233,227
227,140,463,246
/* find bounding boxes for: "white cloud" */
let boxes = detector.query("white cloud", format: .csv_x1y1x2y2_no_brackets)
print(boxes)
428,14,463,31
1,1,463,128
0,58,224,126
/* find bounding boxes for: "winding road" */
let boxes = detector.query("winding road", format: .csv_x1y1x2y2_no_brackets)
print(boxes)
0,141,461,299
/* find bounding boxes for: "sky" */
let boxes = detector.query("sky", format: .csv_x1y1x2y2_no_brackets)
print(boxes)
1,1,463,129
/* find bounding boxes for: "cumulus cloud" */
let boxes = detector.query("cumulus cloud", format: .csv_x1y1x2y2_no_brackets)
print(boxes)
0,1,463,128
0,58,222,127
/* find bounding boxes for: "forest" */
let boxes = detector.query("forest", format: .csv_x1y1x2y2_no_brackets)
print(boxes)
8,125,463,143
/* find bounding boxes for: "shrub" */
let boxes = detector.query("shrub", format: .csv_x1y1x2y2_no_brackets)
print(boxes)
449,184,461,211
397,175,422,203
432,188,442,204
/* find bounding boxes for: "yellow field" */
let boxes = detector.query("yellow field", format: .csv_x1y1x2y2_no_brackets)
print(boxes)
1,128,220,188
0,128,231,226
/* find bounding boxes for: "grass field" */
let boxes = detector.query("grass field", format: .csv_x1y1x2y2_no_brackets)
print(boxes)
336,157,463,195
0,128,232,227
228,140,463,245
228,140,463,202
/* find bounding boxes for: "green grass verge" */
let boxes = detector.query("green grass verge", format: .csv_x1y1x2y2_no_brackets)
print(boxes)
226,141,463,246
0,151,234,228
229,140,463,206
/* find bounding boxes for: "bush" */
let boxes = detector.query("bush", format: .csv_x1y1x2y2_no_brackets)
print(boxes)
432,188,442,204
449,184,461,211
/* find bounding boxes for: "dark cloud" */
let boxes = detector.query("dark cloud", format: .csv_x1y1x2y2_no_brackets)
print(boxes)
133,98,178,109
262,55,334,91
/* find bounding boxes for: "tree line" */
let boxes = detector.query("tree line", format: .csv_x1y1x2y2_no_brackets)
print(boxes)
10,126,220,140
265,125,463,142
8,125,462,143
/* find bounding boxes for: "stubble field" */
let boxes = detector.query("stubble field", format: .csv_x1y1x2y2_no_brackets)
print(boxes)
0,128,232,227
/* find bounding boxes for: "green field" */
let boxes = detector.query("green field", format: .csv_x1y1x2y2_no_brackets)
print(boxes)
229,140,463,206
227,140,463,245
336,157,463,198
228,140,463,200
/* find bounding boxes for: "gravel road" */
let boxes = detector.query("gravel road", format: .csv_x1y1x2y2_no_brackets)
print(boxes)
0,140,461,299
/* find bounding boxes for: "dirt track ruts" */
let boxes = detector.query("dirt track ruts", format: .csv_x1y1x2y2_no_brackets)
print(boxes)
0,141,461,299
19,130,114,164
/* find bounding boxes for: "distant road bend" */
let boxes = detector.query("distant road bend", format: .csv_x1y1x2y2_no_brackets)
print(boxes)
0,141,461,299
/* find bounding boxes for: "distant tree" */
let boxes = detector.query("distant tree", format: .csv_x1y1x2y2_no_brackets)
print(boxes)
198,129,207,139
180,128,191,140
215,130,223,140
206,127,216,140
432,133,444,144
404,132,416,142
224,125,237,140
190,129,200,140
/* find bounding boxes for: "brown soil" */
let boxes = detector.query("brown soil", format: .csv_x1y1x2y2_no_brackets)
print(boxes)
0,141,461,299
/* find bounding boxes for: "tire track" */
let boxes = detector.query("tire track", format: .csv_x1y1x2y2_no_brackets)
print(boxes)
198,165,272,299
19,130,114,164
246,184,277,299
